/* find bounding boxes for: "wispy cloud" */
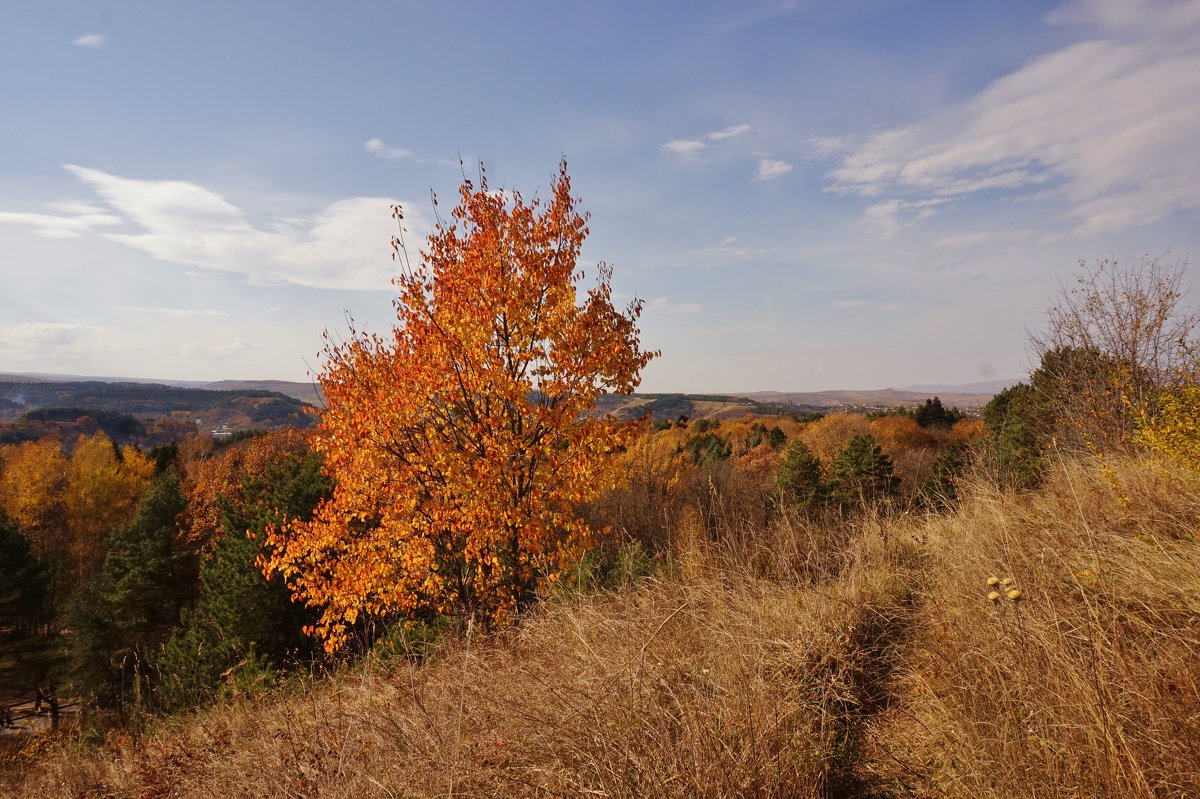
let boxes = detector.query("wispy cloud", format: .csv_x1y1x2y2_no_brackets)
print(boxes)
72,33,106,48
753,158,794,182
0,201,121,239
708,124,752,142
662,123,752,157
662,139,708,156
364,137,413,160
826,0,1200,234
2,165,433,291
861,198,947,239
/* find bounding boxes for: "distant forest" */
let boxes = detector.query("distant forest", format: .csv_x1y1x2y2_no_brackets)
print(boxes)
0,382,315,447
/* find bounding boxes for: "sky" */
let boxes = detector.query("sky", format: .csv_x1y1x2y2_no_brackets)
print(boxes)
2,0,1199,393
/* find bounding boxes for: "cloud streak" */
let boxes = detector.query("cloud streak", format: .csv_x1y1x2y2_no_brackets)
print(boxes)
73,33,106,48
662,123,752,157
365,137,413,160
826,0,1200,234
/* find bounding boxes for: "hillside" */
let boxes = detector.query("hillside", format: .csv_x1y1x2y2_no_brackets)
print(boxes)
735,387,997,410
0,381,315,442
6,455,1196,798
0,372,1007,421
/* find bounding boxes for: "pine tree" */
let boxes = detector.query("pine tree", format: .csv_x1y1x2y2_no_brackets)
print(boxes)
828,434,900,509
68,470,195,706
0,511,57,691
157,447,330,710
776,439,826,513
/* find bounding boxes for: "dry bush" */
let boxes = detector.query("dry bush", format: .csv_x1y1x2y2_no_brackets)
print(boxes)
870,456,1200,798
581,430,688,556
949,417,984,443
1030,255,1200,452
8,532,916,799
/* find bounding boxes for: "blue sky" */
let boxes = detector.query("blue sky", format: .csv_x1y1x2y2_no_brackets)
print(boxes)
2,0,1198,392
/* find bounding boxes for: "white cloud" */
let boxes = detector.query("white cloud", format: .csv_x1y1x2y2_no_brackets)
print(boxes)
753,158,794,182
0,202,121,239
20,164,434,291
73,33,106,47
662,123,752,157
662,139,707,156
365,137,413,160
707,124,752,142
827,0,1200,234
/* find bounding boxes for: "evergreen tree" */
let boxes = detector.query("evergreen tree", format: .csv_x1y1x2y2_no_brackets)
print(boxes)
917,441,971,510
0,511,53,633
776,439,826,513
68,469,195,706
914,396,963,428
982,383,1047,489
157,448,330,711
0,511,58,690
828,434,900,509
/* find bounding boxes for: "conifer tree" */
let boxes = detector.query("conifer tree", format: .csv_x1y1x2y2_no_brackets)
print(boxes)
776,439,826,513
828,434,900,509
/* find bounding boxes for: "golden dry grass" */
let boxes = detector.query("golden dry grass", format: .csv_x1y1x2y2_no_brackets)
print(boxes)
5,454,1199,798
868,456,1200,797
6,533,914,798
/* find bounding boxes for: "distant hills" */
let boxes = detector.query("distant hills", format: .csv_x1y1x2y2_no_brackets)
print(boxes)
0,377,316,446
732,386,1005,412
0,373,1014,431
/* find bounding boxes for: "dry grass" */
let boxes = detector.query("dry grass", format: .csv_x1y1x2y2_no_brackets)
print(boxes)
6,527,915,798
5,454,1199,798
869,456,1200,798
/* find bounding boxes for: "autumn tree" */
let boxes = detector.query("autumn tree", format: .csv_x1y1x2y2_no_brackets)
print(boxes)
1030,256,1200,451
799,412,871,465
159,442,329,710
264,161,655,651
63,432,156,584
0,439,68,561
179,429,313,557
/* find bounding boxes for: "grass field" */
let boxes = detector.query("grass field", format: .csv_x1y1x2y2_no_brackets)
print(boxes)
3,453,1198,798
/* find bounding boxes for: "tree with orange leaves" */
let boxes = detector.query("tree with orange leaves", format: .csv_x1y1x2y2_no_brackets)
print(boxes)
264,161,655,651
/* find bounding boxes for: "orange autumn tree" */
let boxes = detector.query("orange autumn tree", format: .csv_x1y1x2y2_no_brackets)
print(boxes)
264,161,655,651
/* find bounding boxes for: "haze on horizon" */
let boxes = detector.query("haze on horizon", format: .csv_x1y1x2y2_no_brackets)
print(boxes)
2,0,1198,393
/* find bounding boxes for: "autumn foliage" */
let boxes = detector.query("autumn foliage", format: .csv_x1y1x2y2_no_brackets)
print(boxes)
264,162,655,651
